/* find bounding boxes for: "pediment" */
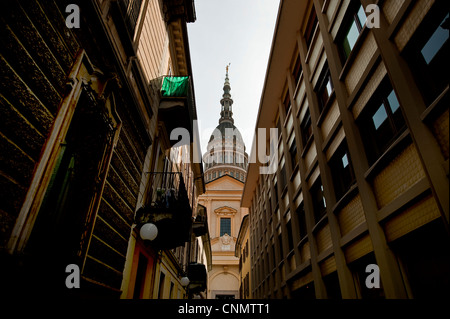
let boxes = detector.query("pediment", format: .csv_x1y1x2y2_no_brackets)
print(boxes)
214,206,237,216
206,175,244,191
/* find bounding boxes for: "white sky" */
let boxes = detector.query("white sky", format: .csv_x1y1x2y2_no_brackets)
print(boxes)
187,0,280,155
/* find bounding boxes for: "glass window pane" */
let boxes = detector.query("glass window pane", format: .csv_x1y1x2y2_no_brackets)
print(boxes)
372,105,388,130
342,37,352,59
357,5,367,27
342,153,349,168
220,218,231,236
387,90,400,113
320,185,326,208
326,76,333,95
421,14,449,64
346,21,360,52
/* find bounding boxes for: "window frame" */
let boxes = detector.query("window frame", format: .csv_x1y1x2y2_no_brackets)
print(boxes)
329,140,356,200
220,217,231,237
289,139,298,171
311,178,327,224
300,108,313,149
357,78,406,165
305,8,318,49
403,7,449,106
337,3,367,63
120,0,143,37
316,64,334,115
283,90,291,114
296,203,307,240
292,55,303,88
286,218,294,252
277,229,284,261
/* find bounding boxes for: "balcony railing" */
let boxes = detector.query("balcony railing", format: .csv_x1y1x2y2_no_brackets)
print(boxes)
135,172,192,250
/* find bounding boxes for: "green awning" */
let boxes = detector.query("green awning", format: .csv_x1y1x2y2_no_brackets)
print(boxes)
161,76,189,97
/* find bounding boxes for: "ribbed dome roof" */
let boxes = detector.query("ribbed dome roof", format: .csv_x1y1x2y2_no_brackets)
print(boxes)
208,121,244,144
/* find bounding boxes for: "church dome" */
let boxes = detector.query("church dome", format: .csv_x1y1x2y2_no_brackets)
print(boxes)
208,121,244,145
203,67,248,183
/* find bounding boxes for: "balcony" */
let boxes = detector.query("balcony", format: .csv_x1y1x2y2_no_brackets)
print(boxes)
135,172,192,250
193,204,208,237
162,0,196,23
187,262,207,294
153,76,195,147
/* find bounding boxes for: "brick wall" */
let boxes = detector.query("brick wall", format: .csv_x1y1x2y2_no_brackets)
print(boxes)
352,62,387,119
320,255,337,276
345,32,378,95
344,234,373,264
373,143,426,208
300,240,311,263
382,0,406,24
316,223,332,254
321,99,340,141
383,194,441,242
338,194,366,237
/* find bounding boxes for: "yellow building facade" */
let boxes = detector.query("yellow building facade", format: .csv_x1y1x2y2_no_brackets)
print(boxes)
235,214,251,299
198,70,249,299
242,0,449,299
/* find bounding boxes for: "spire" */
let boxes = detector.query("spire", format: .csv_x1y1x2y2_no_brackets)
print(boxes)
219,64,234,124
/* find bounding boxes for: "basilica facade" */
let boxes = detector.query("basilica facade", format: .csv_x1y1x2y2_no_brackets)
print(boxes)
198,69,248,299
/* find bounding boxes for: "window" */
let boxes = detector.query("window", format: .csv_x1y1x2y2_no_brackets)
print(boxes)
292,56,303,87
286,219,294,251
244,273,250,297
289,140,298,170
358,79,406,164
26,90,114,260
268,196,273,214
246,241,249,258
316,64,334,113
311,178,326,223
158,272,165,299
278,230,284,260
300,108,313,148
276,116,282,139
220,218,231,236
329,141,355,200
279,164,287,191
305,8,318,49
120,0,143,37
296,204,307,239
271,243,276,268
283,90,291,114
169,282,175,299
273,182,279,203
323,272,342,299
350,253,385,299
133,253,148,299
404,8,449,105
421,14,449,64
339,4,367,61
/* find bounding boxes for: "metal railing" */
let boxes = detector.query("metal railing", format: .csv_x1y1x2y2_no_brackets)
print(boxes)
146,172,189,210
